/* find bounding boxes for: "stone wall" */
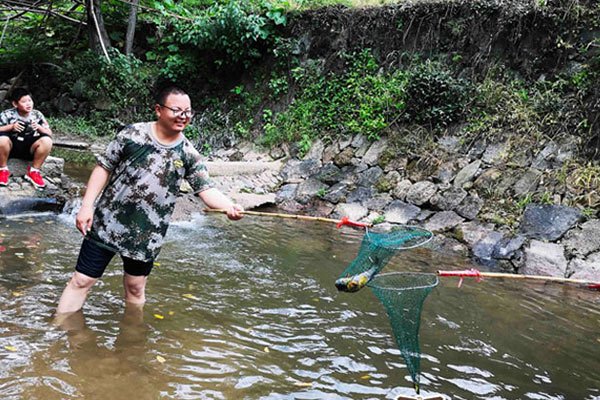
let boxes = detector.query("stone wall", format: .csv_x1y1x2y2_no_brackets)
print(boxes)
271,134,600,281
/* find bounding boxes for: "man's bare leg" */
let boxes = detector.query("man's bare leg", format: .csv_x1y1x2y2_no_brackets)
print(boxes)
56,271,98,314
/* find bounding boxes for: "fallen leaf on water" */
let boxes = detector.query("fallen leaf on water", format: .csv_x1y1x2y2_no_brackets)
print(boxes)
45,221,54,224
156,355,166,363
15,253,24,256
246,327,253,333
154,314,164,320
188,284,194,290
312,298,319,302
5,346,17,352
332,255,336,258
35,269,44,273
0,234,5,237
263,347,269,353
26,219,34,223
293,382,312,387
361,375,371,379
153,262,161,267
182,293,198,300
12,292,23,297
46,278,53,283
597,338,600,343
168,311,175,316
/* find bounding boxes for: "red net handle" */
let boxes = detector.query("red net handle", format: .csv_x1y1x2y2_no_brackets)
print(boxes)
336,216,371,229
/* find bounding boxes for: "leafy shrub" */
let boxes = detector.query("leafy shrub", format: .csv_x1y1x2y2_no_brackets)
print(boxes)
403,60,471,129
61,49,153,113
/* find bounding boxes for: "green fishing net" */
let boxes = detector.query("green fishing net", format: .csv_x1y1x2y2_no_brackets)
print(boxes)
368,272,438,394
335,226,433,292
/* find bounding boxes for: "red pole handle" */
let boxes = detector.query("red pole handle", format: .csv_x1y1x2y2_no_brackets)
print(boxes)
336,216,370,229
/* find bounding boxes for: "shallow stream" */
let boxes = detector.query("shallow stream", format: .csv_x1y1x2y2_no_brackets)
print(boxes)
1,208,599,399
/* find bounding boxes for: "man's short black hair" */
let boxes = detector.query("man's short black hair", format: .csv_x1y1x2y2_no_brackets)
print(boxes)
11,88,32,103
155,85,188,105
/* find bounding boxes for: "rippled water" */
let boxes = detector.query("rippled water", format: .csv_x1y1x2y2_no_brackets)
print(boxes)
0,211,599,399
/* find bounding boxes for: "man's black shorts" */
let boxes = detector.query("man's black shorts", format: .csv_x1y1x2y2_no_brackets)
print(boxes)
0,132,51,161
75,238,155,279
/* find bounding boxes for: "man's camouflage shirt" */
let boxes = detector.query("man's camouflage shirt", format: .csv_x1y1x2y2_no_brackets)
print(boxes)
87,122,211,261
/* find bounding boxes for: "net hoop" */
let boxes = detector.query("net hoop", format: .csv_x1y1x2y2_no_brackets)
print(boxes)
367,272,439,291
364,226,434,251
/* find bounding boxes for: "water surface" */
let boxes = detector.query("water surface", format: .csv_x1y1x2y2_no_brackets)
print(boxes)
0,211,599,399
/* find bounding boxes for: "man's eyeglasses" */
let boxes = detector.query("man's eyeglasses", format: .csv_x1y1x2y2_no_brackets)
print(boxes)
159,104,194,118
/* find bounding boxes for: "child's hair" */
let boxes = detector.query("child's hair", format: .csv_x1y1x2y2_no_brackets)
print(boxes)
155,85,188,105
10,88,32,103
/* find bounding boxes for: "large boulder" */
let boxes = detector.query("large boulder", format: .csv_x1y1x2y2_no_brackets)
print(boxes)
522,240,567,277
519,204,582,240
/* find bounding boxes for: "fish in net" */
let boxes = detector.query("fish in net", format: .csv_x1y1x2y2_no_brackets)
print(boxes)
368,272,439,396
335,226,433,292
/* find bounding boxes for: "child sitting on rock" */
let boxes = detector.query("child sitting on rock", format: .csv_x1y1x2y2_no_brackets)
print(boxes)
0,88,53,188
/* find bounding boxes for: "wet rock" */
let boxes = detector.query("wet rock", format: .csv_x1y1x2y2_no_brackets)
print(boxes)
322,182,348,204
8,156,64,179
455,195,484,220
357,166,383,188
296,178,328,205
428,235,469,257
567,252,600,281
455,221,496,248
332,202,369,221
384,200,421,224
481,142,507,165
281,159,320,183
472,231,505,260
474,168,502,192
466,139,486,159
392,179,412,200
430,187,467,211
432,161,457,184
382,156,407,173
276,183,298,202
423,211,464,232
334,147,354,167
346,186,375,204
315,162,343,185
303,138,325,163
362,138,388,166
365,193,393,211
414,209,434,222
491,235,527,259
562,219,600,257
322,142,339,163
454,160,482,188
519,204,582,240
375,170,400,192
512,168,543,197
522,240,567,277
405,181,437,206
531,142,557,170
338,136,352,150
351,133,367,148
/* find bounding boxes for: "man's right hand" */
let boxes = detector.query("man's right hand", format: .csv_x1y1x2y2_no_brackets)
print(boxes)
76,205,94,236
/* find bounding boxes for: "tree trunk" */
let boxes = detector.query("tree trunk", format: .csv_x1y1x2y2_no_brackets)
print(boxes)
124,0,139,55
85,0,111,60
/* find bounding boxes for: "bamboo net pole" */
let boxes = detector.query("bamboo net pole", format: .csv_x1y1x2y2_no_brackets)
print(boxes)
437,269,600,287
203,208,372,228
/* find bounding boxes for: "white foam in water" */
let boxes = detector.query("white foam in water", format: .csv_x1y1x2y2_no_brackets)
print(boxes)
57,198,82,225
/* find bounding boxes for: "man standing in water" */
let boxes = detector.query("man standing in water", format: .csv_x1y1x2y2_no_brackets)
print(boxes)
56,86,243,314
